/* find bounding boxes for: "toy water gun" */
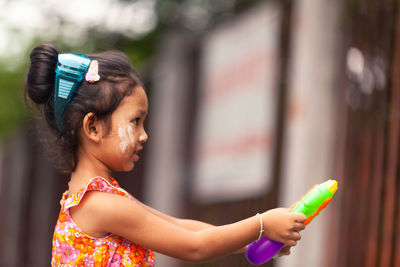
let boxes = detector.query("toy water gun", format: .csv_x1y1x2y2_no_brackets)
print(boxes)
246,179,338,265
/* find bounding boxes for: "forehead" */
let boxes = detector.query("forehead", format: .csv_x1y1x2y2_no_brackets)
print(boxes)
114,86,148,116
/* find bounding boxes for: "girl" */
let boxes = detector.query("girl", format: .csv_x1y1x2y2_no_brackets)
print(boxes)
25,44,306,266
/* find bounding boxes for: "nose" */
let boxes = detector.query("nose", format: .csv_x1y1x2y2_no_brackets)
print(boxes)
139,129,148,144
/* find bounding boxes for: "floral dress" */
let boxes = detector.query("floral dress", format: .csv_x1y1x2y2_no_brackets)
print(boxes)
51,177,155,266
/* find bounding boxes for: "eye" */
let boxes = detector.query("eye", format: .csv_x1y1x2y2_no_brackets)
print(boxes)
131,118,140,125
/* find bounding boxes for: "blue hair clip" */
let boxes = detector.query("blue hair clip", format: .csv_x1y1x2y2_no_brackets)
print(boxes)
54,53,91,131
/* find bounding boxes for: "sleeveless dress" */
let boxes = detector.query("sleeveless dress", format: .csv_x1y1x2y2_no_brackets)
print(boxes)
51,177,155,266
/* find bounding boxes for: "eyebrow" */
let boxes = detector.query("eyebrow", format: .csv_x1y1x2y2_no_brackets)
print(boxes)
136,109,148,116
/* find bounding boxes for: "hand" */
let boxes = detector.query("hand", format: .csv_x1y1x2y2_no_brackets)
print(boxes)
277,245,292,257
261,208,306,246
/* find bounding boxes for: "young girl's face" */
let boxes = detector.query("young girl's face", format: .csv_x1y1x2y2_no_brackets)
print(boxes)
100,86,148,172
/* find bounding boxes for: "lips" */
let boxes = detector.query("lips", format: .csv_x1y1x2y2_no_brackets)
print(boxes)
133,147,143,161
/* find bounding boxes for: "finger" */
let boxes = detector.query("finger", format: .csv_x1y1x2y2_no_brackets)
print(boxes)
292,213,307,223
293,222,306,231
289,231,302,241
286,240,297,247
278,246,291,257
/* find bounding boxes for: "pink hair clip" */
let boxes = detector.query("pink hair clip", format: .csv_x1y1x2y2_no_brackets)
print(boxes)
85,60,100,83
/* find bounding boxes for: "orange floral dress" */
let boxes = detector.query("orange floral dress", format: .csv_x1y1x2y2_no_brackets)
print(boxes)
51,177,155,266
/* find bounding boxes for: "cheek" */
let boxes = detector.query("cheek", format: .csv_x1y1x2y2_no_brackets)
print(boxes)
117,124,135,156
127,125,135,147
117,125,130,155
119,141,129,154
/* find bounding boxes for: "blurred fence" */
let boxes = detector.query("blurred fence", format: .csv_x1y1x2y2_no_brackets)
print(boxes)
0,127,146,266
333,0,400,266
179,0,400,266
0,0,400,267
0,128,66,266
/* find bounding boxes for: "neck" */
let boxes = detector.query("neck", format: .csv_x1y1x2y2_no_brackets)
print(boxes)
70,147,112,186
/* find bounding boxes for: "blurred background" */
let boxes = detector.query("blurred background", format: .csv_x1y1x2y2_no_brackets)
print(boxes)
0,0,399,266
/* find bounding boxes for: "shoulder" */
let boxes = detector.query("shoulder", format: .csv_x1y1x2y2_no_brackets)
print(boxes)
77,189,133,213
69,188,142,238
66,176,129,206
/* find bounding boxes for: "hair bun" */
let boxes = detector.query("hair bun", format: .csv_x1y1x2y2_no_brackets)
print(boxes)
25,44,60,105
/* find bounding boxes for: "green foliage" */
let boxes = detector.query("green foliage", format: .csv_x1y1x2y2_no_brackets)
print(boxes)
0,0,258,138
119,27,163,75
0,68,28,137
0,28,160,138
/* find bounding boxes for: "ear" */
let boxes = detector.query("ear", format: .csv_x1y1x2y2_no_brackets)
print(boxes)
82,112,103,143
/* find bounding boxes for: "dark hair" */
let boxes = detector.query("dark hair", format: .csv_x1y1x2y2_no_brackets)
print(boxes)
25,44,143,173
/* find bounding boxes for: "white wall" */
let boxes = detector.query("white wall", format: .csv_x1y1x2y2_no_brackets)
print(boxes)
277,0,343,266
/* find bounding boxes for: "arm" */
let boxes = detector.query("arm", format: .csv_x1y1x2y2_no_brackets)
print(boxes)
134,199,247,254
73,192,305,262
131,198,215,231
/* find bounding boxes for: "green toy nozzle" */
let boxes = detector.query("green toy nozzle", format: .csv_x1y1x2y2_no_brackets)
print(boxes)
323,179,338,195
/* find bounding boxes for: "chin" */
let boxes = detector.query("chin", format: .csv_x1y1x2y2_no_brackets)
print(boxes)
112,162,135,172
124,163,135,172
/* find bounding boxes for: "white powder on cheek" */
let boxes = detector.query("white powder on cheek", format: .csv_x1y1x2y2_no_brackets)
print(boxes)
127,125,135,147
120,141,128,153
118,127,125,138
118,124,129,154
